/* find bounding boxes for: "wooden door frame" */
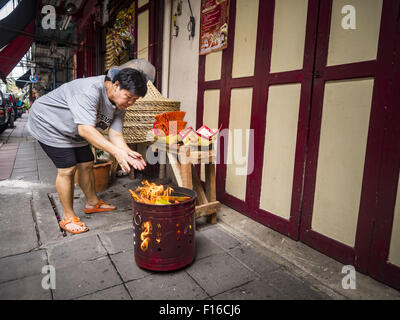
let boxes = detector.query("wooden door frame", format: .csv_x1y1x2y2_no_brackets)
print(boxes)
249,0,320,240
197,0,320,240
368,0,400,291
134,0,164,90
106,0,163,89
196,0,400,291
299,0,398,274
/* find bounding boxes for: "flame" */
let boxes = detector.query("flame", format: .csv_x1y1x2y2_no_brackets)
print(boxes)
130,180,174,204
140,221,152,251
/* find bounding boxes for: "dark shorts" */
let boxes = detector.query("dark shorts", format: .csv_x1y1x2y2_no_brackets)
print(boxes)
38,142,94,169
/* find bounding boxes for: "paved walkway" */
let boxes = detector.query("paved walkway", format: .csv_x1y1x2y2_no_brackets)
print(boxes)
0,113,399,301
0,116,26,180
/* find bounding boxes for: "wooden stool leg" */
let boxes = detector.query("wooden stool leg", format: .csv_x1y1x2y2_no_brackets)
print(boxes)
192,168,208,206
159,164,166,179
179,148,193,189
110,156,118,183
180,162,193,189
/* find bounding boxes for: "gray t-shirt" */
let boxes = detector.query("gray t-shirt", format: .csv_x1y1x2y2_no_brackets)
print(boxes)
27,75,125,148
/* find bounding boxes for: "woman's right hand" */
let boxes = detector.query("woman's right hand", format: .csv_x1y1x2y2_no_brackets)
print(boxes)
114,148,146,173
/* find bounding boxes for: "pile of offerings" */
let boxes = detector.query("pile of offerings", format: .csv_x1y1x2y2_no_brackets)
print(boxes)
152,111,221,146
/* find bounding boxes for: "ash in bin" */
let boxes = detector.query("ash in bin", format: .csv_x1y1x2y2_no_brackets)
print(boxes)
107,59,156,83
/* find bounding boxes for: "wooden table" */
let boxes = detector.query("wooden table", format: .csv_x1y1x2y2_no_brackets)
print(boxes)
152,143,220,224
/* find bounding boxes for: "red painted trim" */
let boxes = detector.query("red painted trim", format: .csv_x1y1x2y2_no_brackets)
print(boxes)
198,0,320,242
215,0,237,203
367,0,400,291
134,0,138,59
354,0,399,275
303,230,355,265
253,210,291,236
246,0,275,220
76,0,98,35
200,80,223,90
148,0,155,65
228,77,256,88
300,0,400,281
196,0,400,290
287,0,320,239
249,0,320,241
299,0,354,263
137,3,150,13
131,0,163,90
0,20,35,78
267,70,303,85
218,192,251,217
196,55,206,129
86,16,95,77
323,61,377,81
152,0,164,90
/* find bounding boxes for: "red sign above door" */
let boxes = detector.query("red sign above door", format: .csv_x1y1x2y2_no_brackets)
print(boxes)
200,0,230,55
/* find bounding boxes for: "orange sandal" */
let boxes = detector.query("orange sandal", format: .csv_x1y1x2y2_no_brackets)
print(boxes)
84,200,117,214
59,217,89,234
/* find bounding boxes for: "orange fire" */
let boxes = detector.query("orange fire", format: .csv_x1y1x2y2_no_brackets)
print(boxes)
137,180,174,203
140,221,152,251
129,180,174,204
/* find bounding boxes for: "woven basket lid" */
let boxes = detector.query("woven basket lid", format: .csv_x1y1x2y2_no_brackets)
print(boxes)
132,81,180,107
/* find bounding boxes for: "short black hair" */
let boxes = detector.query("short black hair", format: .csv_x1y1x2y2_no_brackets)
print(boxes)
112,68,148,97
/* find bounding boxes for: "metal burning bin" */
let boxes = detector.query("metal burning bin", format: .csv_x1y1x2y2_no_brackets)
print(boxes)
132,186,197,271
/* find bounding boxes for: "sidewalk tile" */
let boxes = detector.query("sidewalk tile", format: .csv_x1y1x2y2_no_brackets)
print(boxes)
110,249,152,282
213,279,291,300
265,268,332,300
48,235,107,269
198,226,241,251
0,250,48,283
11,174,39,182
228,245,281,277
185,252,257,297
12,162,37,170
99,228,135,254
76,284,131,300
11,167,38,174
0,274,52,300
53,256,122,300
125,270,209,300
195,231,224,260
31,192,64,245
0,228,38,258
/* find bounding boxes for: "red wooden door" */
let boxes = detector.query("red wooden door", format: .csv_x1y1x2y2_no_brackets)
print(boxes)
247,0,319,240
300,0,398,279
197,0,400,290
197,0,320,240
367,2,400,290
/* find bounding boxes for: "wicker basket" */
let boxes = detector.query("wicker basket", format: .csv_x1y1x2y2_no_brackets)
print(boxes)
123,81,180,144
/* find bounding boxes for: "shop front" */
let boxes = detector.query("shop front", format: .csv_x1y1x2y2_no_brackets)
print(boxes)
73,0,400,291
192,0,400,290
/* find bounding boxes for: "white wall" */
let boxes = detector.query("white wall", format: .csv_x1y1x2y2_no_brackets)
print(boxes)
163,0,201,129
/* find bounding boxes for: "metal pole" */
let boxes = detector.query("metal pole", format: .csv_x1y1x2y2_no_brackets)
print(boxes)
53,59,57,89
